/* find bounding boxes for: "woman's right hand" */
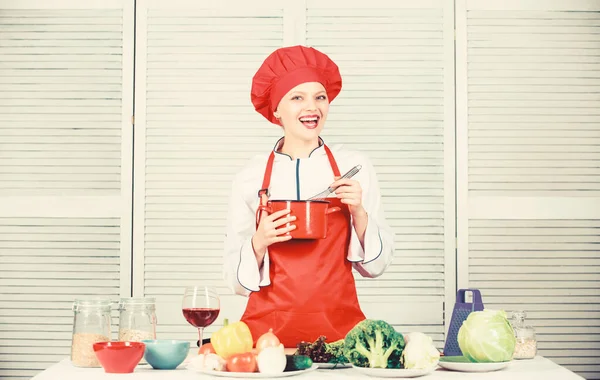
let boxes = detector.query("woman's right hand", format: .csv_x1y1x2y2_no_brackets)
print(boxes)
252,209,296,259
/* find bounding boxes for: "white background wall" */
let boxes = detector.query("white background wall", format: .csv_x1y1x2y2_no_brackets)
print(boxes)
0,0,598,379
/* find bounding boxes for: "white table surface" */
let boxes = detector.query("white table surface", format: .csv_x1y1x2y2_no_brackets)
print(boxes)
31,356,584,380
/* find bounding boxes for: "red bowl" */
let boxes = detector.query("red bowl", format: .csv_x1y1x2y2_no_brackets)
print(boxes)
93,341,145,373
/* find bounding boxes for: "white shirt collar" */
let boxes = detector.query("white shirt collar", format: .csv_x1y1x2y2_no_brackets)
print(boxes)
272,137,326,161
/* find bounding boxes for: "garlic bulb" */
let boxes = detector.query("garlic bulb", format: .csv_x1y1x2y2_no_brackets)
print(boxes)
191,353,226,372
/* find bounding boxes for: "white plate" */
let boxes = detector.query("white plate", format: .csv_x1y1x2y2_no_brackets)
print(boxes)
437,360,511,373
351,365,437,378
315,362,351,369
188,364,318,378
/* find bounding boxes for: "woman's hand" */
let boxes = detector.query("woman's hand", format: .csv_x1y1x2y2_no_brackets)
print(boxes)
252,209,296,262
331,177,367,218
331,176,369,246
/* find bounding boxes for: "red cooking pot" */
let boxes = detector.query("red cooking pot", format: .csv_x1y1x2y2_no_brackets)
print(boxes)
256,200,341,239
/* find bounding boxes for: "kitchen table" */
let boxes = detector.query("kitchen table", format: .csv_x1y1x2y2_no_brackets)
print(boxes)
31,356,584,380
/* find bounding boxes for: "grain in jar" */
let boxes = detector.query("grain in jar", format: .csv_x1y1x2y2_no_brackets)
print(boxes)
70,299,112,367
511,310,537,359
71,332,110,367
117,297,157,342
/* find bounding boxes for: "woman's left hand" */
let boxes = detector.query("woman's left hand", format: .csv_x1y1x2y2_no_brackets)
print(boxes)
331,177,367,218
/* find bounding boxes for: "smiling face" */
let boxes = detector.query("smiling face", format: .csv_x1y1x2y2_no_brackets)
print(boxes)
274,82,329,144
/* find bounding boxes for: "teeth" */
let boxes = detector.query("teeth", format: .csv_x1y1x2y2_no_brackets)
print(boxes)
300,117,318,122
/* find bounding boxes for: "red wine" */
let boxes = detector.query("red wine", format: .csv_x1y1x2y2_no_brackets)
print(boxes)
183,307,220,328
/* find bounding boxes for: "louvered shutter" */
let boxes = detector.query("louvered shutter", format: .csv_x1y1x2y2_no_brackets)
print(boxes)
0,1,134,379
306,0,456,348
134,0,293,341
456,1,600,378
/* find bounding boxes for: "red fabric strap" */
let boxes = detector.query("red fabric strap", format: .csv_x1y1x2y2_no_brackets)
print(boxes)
258,151,276,198
323,145,341,177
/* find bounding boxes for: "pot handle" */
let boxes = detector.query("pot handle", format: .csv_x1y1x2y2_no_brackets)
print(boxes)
256,205,272,227
326,206,341,214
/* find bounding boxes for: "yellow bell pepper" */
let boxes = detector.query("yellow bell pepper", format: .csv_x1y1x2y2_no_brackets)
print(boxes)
211,318,253,359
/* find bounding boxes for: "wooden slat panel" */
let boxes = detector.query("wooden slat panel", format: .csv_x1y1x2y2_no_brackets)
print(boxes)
0,2,132,379
460,3,600,379
0,217,122,379
0,7,124,197
469,219,600,379
466,8,600,197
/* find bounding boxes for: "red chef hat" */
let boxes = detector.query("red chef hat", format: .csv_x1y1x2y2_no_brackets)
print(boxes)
251,45,342,125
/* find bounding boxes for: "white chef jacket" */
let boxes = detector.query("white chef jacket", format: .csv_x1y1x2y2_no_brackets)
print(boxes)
223,138,395,297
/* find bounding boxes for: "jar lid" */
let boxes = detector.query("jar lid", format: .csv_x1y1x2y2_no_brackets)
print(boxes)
118,297,156,308
512,310,527,319
72,298,113,312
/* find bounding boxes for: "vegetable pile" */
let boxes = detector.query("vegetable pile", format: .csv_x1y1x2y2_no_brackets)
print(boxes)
190,317,443,373
189,320,313,375
293,319,440,370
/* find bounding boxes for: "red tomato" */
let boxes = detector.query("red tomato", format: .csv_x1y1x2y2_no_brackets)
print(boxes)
226,352,257,373
198,343,216,355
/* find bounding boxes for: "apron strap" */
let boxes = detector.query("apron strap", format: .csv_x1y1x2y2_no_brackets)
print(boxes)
256,151,275,228
258,151,276,199
323,145,341,177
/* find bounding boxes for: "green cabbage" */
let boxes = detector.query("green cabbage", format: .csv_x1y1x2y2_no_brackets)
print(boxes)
457,309,516,363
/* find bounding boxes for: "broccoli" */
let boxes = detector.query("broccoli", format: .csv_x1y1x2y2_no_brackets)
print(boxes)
324,339,349,364
343,319,405,369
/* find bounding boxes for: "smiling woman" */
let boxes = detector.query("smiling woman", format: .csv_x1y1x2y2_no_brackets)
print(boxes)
222,45,396,348
273,83,330,146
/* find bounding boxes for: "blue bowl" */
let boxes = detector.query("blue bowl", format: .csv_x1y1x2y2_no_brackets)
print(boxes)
141,340,189,370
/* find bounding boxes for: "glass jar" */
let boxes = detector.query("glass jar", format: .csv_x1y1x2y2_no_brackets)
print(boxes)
71,298,112,367
511,310,537,359
117,297,157,342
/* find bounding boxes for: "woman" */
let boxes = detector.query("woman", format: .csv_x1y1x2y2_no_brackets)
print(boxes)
223,45,394,347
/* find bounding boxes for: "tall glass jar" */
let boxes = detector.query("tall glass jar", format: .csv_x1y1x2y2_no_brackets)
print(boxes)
511,310,537,359
71,298,112,367
118,297,157,342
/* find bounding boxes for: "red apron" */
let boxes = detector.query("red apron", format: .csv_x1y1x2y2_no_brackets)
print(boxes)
240,145,366,347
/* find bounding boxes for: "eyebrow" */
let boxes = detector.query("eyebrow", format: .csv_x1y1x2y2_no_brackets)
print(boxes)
290,90,327,96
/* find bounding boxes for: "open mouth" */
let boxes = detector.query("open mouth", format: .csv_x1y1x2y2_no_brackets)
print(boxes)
299,115,320,129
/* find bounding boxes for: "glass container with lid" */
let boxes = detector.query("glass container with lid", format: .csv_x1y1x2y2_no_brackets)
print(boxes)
117,297,157,342
71,298,112,367
511,310,537,359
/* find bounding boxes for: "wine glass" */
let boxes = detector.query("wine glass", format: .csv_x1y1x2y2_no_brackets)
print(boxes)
182,286,220,346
